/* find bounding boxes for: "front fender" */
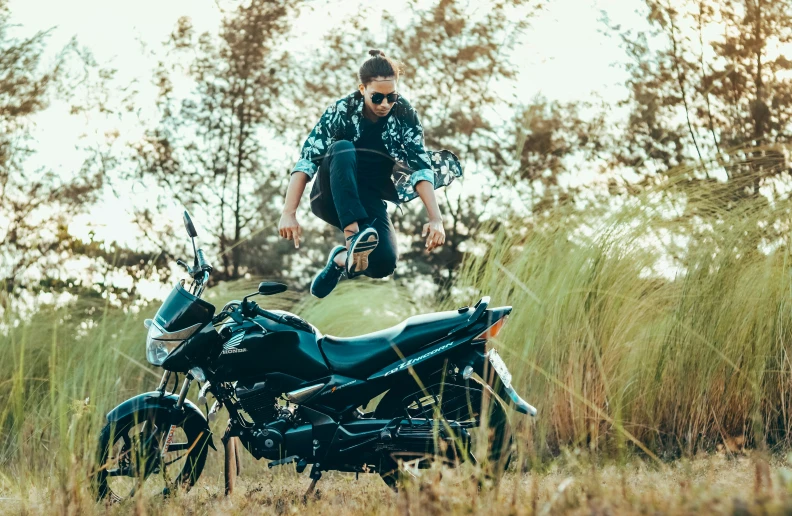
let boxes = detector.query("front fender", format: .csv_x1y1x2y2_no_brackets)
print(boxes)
106,391,216,450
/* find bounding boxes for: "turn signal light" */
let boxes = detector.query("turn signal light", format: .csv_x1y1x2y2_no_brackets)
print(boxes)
474,315,508,340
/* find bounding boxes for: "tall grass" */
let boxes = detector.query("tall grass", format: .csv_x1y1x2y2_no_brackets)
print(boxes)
450,167,792,458
3,164,792,512
0,292,157,509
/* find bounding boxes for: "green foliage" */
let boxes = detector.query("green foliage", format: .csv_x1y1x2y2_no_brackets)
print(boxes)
0,290,154,490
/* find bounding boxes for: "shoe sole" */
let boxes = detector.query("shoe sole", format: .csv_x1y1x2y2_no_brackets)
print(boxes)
347,229,379,278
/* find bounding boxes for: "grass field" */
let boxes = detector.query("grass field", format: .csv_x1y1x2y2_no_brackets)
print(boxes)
5,453,792,514
2,167,792,513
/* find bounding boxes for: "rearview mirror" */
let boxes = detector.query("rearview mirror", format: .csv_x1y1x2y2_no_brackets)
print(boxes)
259,282,288,296
183,210,198,238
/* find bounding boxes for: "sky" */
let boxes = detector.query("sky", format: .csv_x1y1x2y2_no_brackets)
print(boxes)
5,0,649,300
8,0,644,102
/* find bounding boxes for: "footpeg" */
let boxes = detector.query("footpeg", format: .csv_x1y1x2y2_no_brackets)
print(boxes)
267,455,299,469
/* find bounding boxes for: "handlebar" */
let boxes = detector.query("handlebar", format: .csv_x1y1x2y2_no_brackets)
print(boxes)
249,302,285,324
196,248,213,273
192,270,209,297
243,300,314,333
177,249,213,298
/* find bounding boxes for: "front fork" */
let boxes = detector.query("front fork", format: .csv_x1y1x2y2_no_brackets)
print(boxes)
157,372,193,457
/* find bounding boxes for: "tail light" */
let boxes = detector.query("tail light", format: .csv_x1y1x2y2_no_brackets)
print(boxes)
474,315,508,340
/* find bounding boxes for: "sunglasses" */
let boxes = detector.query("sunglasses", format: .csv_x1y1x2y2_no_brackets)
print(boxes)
370,91,399,105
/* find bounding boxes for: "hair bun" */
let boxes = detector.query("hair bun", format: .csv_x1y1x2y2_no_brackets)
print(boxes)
368,49,384,58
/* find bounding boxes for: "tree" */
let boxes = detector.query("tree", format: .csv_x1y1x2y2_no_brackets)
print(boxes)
0,1,106,309
129,0,303,283
611,0,792,186
602,0,792,275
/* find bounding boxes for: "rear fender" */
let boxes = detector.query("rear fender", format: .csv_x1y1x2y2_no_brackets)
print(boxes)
106,391,216,450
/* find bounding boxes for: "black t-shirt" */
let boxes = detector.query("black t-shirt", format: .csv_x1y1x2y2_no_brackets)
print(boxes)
354,115,399,202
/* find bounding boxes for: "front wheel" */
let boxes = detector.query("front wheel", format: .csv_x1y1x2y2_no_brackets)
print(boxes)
375,379,513,488
93,408,210,502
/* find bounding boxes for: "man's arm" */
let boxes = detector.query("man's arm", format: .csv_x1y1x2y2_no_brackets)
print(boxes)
399,98,436,192
415,180,445,252
278,104,339,248
278,172,309,248
291,103,340,180
279,101,341,248
400,99,445,251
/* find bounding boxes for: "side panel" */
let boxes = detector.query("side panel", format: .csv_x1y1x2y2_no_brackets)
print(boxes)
299,375,375,415
366,337,470,381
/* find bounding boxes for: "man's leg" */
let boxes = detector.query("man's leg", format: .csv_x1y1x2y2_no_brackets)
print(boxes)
309,140,364,227
358,196,398,279
310,140,374,267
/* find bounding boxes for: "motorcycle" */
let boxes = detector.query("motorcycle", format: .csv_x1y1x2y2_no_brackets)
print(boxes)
93,211,536,501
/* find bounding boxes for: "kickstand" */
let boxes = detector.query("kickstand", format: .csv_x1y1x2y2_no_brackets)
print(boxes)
303,463,322,501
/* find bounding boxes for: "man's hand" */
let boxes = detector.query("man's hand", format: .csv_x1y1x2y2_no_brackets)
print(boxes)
421,217,445,252
278,211,302,249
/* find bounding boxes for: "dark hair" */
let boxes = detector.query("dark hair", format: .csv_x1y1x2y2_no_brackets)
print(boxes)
358,49,403,85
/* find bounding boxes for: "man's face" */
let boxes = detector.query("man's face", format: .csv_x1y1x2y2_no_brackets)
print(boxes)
359,77,398,118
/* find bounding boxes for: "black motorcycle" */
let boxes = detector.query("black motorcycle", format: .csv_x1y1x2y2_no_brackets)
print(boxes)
93,211,536,501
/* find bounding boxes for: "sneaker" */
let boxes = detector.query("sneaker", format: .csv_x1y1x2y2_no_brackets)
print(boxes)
310,245,346,298
345,226,379,278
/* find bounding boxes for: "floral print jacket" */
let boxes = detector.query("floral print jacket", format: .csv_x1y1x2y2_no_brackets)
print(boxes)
291,91,463,204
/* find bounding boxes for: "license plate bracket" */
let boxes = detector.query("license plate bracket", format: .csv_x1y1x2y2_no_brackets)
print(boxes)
486,349,512,389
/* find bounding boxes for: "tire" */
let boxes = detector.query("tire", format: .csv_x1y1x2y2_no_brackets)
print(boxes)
374,378,513,488
93,408,210,502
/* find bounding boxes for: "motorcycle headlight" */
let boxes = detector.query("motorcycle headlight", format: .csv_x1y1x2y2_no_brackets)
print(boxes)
145,319,177,365
144,319,201,366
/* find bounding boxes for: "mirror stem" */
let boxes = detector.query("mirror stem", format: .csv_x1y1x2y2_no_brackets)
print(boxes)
191,236,199,267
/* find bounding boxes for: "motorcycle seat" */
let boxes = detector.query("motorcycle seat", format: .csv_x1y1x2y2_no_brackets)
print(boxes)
319,310,470,378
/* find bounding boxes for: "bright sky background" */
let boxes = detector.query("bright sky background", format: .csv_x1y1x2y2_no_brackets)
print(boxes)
6,0,649,300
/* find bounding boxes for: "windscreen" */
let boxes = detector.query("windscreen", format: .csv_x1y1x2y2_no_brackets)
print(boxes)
154,279,216,333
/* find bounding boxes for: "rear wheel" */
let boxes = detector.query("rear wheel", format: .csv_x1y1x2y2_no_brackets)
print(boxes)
375,379,512,489
93,409,209,502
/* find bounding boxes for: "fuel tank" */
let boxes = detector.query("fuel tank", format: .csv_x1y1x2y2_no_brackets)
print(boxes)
212,309,329,382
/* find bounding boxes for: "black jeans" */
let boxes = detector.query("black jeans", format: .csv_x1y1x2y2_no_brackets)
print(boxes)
309,140,398,279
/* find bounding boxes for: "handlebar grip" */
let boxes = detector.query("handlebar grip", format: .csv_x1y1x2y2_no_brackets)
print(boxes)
251,304,282,324
246,303,314,333
196,248,213,273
